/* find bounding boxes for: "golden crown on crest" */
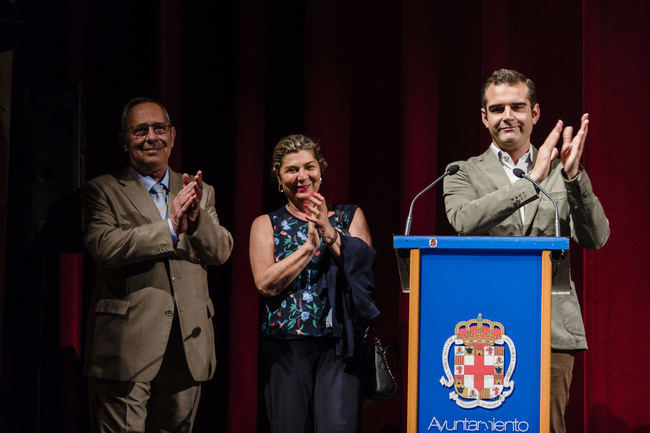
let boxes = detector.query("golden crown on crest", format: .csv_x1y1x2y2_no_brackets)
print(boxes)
454,313,505,345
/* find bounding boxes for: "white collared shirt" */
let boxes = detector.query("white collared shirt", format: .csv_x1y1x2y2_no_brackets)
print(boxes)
137,169,170,197
490,143,533,224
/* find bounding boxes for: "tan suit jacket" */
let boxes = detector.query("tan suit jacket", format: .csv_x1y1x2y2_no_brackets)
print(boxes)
443,147,609,350
82,166,233,382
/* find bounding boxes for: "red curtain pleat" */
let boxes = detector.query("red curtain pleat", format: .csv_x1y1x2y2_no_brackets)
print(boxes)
155,0,184,171
49,2,648,432
226,1,267,432
59,253,83,362
224,1,650,432
59,252,84,433
583,1,650,432
304,1,351,204
400,0,440,429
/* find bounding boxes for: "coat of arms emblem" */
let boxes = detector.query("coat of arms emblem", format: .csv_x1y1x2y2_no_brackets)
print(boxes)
440,313,516,409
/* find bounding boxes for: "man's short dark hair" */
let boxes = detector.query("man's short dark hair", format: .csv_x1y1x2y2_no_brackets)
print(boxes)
120,97,171,131
481,69,537,111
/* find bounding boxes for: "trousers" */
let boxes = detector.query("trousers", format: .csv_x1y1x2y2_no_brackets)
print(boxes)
550,350,576,433
88,315,201,433
260,338,362,433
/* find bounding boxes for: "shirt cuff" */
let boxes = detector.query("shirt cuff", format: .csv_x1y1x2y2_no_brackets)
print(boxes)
167,219,179,245
562,165,584,182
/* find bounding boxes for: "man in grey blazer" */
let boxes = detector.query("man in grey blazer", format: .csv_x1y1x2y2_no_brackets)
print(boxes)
443,69,609,433
82,97,233,432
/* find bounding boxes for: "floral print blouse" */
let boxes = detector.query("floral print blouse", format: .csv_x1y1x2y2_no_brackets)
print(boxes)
260,204,357,338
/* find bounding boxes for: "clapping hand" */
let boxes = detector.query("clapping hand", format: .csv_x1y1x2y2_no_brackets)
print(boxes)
169,181,195,234
170,170,204,234
183,170,203,223
560,113,588,179
530,120,561,182
530,114,589,182
304,191,337,246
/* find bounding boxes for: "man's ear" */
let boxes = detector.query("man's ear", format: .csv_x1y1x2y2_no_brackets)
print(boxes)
532,103,540,125
119,134,128,152
169,126,177,151
481,108,489,128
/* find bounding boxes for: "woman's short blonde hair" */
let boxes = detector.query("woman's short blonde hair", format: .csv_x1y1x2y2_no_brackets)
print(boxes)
271,134,328,182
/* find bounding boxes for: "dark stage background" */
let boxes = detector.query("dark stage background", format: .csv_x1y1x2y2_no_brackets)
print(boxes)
1,1,648,432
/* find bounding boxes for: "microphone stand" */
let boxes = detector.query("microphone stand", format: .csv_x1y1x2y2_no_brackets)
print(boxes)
404,165,459,236
512,168,566,260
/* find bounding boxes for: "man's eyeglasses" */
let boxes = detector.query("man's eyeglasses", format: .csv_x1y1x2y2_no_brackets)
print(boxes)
123,123,172,138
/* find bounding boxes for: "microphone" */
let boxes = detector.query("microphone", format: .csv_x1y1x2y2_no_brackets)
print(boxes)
404,165,459,235
512,168,561,238
184,327,202,340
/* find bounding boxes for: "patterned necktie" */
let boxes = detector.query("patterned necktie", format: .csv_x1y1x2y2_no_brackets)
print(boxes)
150,183,168,220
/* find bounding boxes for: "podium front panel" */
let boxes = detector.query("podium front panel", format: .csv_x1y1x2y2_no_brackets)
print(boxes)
394,236,568,433
419,249,541,431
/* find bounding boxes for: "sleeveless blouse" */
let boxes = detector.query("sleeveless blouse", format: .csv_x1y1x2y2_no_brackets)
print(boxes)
260,204,357,338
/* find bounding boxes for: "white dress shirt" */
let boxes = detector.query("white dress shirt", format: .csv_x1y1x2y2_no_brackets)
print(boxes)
490,142,533,224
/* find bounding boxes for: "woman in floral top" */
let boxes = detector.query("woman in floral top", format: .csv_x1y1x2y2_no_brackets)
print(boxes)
249,134,376,433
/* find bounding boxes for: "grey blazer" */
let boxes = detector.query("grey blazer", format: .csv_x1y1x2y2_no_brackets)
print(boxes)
443,147,609,350
82,166,233,381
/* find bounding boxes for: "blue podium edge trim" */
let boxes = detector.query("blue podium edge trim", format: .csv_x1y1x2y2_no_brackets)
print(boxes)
393,235,569,250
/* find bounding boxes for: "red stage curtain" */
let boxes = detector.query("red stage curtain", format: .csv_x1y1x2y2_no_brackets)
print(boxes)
227,2,649,432
226,0,267,432
59,252,84,433
583,1,650,431
400,0,440,429
49,1,648,432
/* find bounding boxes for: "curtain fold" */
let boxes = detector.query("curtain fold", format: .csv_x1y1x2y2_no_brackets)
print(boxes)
582,1,650,432
228,2,649,432
37,1,648,432
226,1,267,432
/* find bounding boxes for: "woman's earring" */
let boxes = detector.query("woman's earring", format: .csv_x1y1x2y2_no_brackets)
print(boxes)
278,184,284,193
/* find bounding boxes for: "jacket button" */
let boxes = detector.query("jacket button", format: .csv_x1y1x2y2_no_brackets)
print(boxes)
171,276,176,282
165,310,173,317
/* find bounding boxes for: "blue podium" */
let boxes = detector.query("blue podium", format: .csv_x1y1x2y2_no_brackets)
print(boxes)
393,236,569,433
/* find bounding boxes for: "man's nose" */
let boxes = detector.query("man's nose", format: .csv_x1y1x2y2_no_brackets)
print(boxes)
145,126,157,141
503,106,514,119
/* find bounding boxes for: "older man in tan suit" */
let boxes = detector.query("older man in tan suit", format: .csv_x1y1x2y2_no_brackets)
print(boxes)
443,69,609,433
82,97,233,433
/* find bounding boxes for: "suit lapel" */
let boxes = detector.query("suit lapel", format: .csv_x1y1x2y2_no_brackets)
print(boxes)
168,169,183,206
475,147,511,191
476,147,526,232
117,166,164,222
